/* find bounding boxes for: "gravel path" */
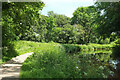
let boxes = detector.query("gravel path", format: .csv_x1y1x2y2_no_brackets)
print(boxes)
0,52,33,79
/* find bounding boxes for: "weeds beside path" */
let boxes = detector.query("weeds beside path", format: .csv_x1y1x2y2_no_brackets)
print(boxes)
0,52,33,79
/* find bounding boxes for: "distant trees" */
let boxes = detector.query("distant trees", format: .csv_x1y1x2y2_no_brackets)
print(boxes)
2,2,98,44
45,11,85,44
51,24,84,44
48,11,71,27
3,2,120,45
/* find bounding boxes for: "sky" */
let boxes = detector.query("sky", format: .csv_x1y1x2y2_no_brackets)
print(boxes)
40,0,95,18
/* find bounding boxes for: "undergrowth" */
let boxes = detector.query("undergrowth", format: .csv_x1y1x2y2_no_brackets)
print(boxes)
2,40,116,78
2,40,115,63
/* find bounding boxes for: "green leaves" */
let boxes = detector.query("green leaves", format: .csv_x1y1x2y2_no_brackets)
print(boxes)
2,2,45,61
71,6,98,43
95,2,120,37
2,2,45,44
19,41,112,78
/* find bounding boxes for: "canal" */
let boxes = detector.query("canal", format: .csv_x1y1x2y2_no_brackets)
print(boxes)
70,50,120,79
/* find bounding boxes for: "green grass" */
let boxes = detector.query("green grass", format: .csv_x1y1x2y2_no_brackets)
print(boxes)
13,40,113,78
20,43,78,78
19,41,112,78
2,41,39,62
2,40,114,63
2,40,116,77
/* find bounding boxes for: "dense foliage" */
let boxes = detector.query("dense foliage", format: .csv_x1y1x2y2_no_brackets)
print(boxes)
2,2,44,44
2,1,120,78
18,41,112,78
95,2,120,38
71,6,99,43
2,2,45,61
2,2,120,45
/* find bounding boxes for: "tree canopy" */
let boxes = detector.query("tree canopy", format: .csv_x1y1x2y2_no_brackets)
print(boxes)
95,2,120,38
2,2,120,45
2,2,45,46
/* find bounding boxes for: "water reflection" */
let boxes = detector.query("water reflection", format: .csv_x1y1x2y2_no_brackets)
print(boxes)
70,50,120,79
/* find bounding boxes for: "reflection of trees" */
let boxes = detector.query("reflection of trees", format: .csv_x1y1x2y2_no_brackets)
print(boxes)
114,62,120,79
95,53,112,62
108,60,120,79
112,44,120,59
80,50,112,63
109,41,120,79
71,51,113,78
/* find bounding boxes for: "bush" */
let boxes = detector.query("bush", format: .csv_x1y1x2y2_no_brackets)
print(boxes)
110,42,116,46
16,41,113,78
100,38,110,44
103,38,110,44
114,38,120,44
62,44,76,53
100,39,104,44
82,45,88,51
20,44,79,78
88,45,94,51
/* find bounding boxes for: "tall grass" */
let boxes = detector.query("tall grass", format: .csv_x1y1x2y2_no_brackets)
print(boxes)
20,41,112,78
2,41,41,62
20,43,78,78
6,41,114,57
2,40,115,77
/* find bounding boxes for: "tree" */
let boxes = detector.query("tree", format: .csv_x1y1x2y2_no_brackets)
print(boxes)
46,13,56,42
2,2,44,43
51,24,75,43
54,15,71,27
51,24,85,44
47,11,71,27
44,11,71,42
94,2,120,39
2,2,45,60
71,6,98,43
72,24,85,44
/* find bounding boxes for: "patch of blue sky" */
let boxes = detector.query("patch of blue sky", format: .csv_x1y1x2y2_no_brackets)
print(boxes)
40,0,95,18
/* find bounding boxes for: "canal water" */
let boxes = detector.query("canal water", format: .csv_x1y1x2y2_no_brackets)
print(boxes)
70,50,120,79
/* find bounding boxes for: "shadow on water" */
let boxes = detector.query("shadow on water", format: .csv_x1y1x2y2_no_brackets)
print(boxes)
68,50,120,79
110,44,120,79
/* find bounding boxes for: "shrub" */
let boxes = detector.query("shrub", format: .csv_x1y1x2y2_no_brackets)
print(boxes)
110,42,116,46
88,45,94,51
103,38,110,44
114,38,120,44
62,44,76,53
101,45,106,50
17,41,113,78
100,39,104,44
82,45,88,51
20,44,79,78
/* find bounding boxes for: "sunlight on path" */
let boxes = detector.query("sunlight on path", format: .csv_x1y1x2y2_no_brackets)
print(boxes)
0,52,33,79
